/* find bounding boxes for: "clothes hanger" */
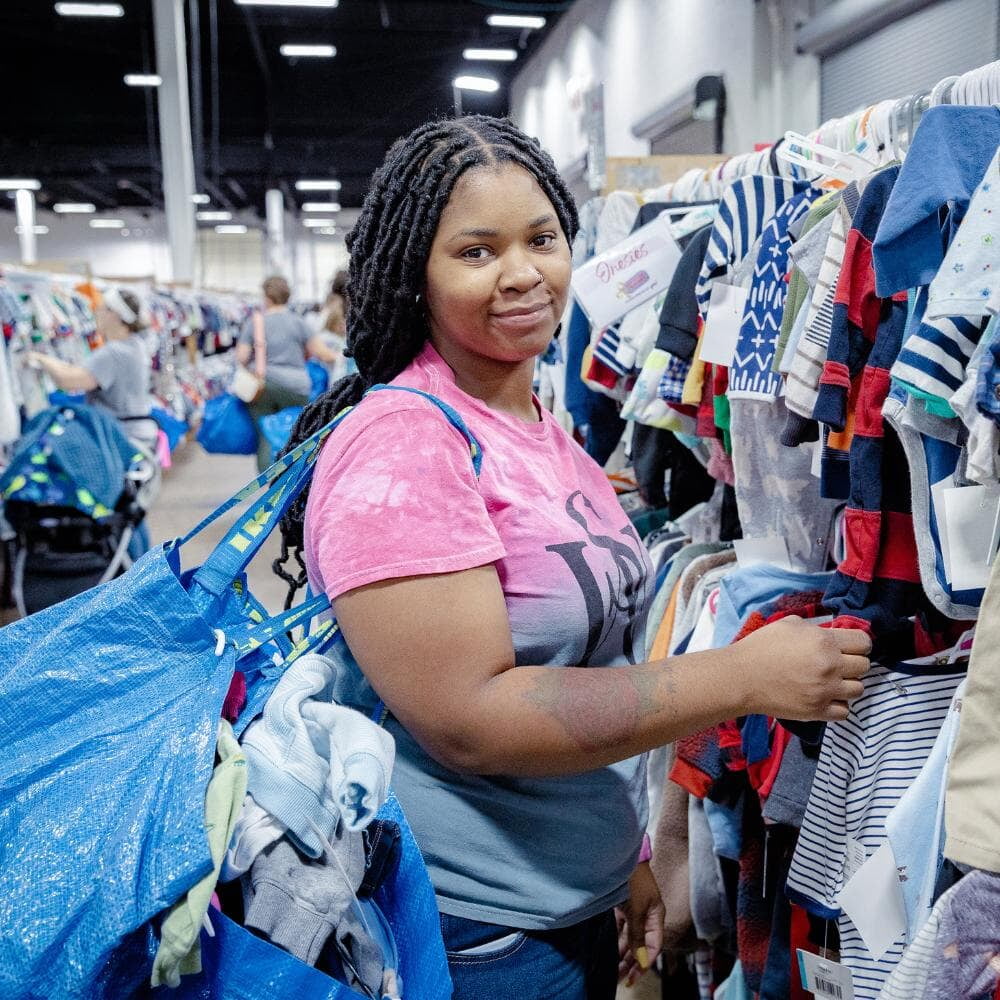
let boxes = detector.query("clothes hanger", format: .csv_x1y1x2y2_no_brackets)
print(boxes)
776,129,878,184
890,96,915,158
670,204,718,241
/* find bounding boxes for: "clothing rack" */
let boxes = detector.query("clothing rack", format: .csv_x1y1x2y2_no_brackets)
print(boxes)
550,51,1000,1000
654,58,1000,203
0,269,255,454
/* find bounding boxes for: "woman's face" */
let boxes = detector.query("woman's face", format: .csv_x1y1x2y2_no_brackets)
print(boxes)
423,163,572,368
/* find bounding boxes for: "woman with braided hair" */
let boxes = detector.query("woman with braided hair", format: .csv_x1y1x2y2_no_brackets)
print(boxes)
276,115,871,998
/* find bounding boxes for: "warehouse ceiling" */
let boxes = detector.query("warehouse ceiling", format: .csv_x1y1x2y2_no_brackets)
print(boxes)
2,0,570,220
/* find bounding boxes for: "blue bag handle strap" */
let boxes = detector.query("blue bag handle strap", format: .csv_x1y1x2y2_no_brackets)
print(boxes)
225,590,333,660
189,449,321,596
186,406,356,597
193,384,483,639
180,403,355,551
368,384,483,477
190,385,482,598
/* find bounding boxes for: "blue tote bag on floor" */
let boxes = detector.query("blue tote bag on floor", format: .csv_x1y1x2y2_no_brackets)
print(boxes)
0,386,473,1000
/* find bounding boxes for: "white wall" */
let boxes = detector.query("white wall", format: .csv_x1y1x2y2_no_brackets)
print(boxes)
511,0,822,171
0,207,354,302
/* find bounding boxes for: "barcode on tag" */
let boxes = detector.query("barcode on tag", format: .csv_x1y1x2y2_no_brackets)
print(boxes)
798,948,854,1000
815,976,844,999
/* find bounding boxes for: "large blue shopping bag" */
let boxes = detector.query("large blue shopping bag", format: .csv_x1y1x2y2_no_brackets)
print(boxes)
197,392,257,455
307,358,330,399
0,385,478,1000
258,405,304,468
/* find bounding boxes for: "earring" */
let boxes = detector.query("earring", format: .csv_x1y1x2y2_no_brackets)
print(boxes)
414,293,422,305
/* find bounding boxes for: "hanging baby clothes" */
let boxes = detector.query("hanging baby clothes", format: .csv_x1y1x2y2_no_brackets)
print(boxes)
926,146,1000,321
945,552,1000,876
696,176,841,571
785,645,967,999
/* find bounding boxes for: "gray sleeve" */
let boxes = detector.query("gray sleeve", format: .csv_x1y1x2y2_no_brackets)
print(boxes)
237,317,253,346
296,315,312,350
83,343,122,390
788,213,837,291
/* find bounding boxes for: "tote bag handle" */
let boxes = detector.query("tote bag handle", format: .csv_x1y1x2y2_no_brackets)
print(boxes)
183,385,483,660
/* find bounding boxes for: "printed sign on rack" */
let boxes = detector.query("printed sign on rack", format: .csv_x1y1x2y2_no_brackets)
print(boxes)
571,214,683,331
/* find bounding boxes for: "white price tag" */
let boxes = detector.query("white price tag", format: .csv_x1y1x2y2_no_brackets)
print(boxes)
842,837,867,883
942,485,1000,591
811,436,824,479
571,214,683,330
734,535,793,570
698,282,749,367
837,842,907,960
798,949,854,1000
930,476,955,584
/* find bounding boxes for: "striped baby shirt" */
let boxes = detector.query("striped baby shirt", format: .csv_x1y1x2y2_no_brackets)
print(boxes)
785,653,966,1000
592,322,629,377
889,289,990,405
782,179,865,442
695,176,815,318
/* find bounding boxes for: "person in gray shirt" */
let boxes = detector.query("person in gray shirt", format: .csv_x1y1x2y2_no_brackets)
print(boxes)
29,286,153,437
235,275,340,469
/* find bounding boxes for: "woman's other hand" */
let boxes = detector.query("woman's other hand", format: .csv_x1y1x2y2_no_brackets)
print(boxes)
616,861,664,987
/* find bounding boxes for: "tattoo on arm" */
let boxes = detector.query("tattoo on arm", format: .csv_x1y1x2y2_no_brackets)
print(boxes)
523,665,674,754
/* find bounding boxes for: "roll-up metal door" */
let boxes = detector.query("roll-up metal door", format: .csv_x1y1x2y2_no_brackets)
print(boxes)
820,0,1000,119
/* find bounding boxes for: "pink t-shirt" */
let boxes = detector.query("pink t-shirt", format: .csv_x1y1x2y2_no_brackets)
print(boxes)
304,341,652,928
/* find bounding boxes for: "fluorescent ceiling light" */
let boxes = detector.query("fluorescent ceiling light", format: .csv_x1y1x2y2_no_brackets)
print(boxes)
90,218,125,228
191,193,211,204
280,44,336,58
454,75,500,93
124,74,163,87
463,48,517,61
302,218,336,227
15,226,49,235
196,210,232,222
295,179,342,191
486,14,546,29
236,0,338,6
55,2,124,15
0,179,41,190
316,227,338,236
53,202,96,213
215,224,249,234
301,201,341,212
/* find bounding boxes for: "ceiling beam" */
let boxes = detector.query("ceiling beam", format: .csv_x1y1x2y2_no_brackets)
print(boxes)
201,177,236,211
68,179,116,211
117,177,164,210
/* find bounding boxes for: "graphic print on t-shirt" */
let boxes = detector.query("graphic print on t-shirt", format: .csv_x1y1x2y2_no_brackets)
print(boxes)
545,490,649,665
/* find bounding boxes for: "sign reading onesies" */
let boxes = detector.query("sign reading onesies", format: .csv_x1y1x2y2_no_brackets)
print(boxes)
571,213,683,330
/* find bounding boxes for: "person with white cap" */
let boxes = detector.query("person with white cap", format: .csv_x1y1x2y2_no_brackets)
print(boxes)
28,286,153,426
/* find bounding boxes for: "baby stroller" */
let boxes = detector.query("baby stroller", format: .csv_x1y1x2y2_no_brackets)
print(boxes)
1,404,161,618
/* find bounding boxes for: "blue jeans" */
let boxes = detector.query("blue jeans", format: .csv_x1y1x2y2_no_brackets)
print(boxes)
440,909,618,1000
